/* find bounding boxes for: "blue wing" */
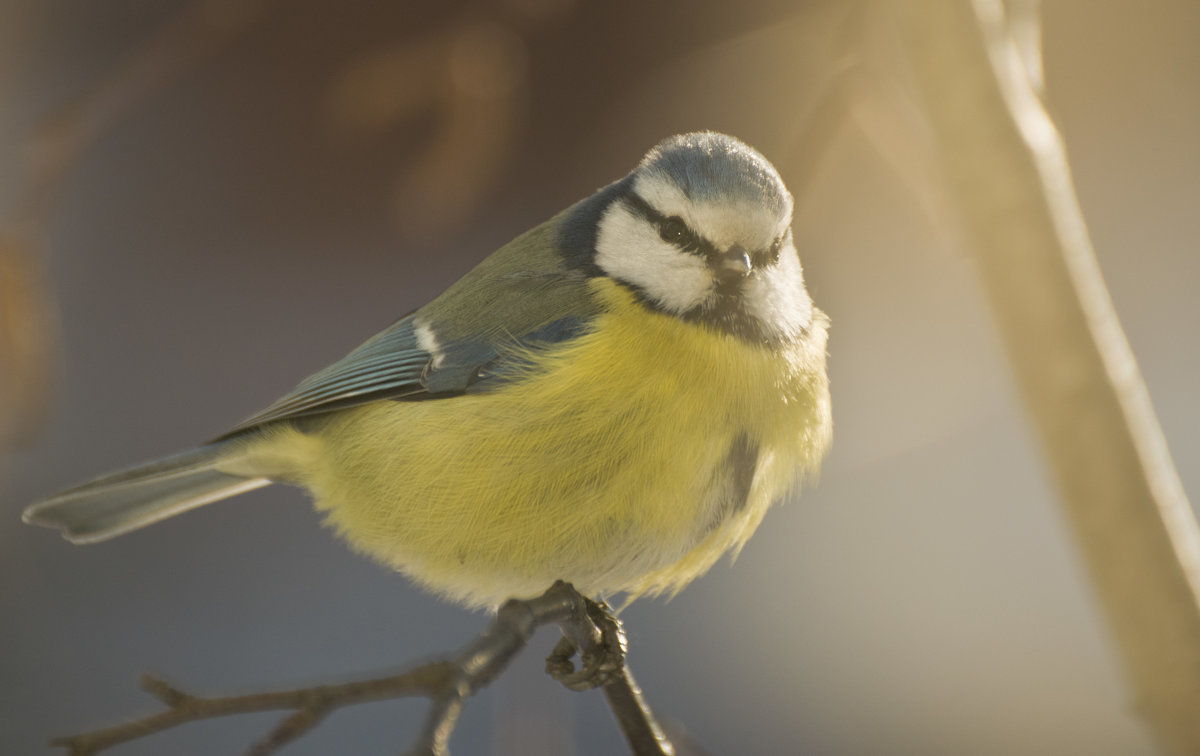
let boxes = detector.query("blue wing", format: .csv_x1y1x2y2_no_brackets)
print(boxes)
223,314,588,436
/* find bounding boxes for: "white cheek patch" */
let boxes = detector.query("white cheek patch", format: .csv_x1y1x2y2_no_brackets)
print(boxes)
742,238,813,338
594,203,714,314
413,318,446,369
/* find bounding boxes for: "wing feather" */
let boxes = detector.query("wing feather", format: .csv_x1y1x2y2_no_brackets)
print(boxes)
222,312,592,436
223,211,610,436
225,317,432,433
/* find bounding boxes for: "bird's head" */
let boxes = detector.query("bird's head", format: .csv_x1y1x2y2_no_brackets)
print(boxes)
582,132,814,345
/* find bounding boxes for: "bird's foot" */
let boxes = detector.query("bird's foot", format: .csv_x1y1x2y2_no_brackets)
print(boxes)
545,593,627,691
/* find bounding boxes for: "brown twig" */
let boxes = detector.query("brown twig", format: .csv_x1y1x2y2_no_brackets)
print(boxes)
602,668,676,756
48,581,675,756
52,666,451,756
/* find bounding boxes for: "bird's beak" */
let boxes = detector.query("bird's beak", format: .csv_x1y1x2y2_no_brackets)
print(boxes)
718,246,753,278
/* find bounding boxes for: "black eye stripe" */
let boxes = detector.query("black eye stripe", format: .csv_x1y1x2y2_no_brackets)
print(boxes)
749,231,786,268
621,191,661,224
621,191,785,266
623,192,714,258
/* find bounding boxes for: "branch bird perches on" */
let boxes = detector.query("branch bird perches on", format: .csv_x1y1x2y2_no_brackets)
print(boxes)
48,581,674,756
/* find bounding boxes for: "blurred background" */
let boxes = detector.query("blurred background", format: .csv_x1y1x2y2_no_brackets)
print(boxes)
2,1,1197,754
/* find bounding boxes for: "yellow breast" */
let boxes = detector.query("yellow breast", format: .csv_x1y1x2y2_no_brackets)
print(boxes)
242,279,830,608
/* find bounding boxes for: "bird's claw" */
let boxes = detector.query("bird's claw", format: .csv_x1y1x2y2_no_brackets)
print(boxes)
545,597,627,691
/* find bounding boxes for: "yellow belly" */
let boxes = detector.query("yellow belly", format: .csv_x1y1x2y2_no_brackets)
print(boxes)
241,280,830,608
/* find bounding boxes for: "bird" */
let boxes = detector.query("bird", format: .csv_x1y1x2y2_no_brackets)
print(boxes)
24,131,832,610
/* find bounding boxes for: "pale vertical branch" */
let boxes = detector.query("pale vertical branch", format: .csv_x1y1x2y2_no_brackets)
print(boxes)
1003,0,1044,93
892,2,1200,753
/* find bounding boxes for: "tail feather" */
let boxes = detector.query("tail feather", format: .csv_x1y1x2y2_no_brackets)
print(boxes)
22,442,271,543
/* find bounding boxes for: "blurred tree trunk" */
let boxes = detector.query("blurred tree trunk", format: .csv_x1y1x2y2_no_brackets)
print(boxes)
893,2,1200,753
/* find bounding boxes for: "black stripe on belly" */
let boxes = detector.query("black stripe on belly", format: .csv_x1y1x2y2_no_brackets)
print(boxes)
705,433,760,532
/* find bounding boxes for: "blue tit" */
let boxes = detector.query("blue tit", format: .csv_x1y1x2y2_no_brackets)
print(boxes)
24,132,831,609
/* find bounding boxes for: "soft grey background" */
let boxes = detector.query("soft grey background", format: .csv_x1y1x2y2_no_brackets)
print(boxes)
2,2,1197,754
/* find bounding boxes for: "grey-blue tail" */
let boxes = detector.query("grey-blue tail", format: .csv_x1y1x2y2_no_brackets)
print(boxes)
22,441,271,543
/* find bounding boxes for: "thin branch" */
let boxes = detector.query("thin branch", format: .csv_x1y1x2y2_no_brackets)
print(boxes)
51,665,451,755
48,581,675,756
892,2,1200,754
602,668,676,756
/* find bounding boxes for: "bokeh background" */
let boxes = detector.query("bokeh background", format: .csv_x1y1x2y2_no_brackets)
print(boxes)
2,1,1197,754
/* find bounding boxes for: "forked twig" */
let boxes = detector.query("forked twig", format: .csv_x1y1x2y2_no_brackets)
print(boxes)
53,666,451,756
50,581,674,756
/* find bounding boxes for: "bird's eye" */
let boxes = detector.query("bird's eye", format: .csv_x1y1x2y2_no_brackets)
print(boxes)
659,217,689,245
749,238,784,269
767,238,782,263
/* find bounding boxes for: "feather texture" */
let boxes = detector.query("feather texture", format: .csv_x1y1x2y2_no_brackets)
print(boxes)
228,280,831,608
225,214,604,436
22,443,268,543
